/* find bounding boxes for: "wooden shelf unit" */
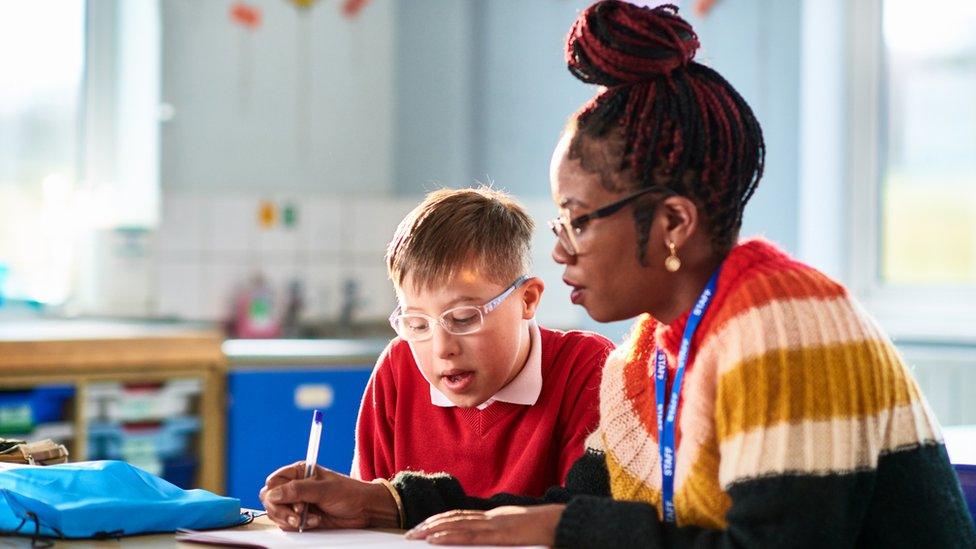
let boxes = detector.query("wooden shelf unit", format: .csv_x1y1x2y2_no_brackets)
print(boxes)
0,332,227,494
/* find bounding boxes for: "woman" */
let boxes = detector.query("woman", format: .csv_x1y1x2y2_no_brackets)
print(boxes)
261,2,975,546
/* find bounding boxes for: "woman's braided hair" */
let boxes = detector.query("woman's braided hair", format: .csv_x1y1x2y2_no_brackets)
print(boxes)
565,1,765,258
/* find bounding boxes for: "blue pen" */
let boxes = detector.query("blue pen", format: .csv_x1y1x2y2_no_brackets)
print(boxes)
298,410,323,532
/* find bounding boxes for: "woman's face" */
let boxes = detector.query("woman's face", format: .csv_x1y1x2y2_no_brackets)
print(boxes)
549,130,667,322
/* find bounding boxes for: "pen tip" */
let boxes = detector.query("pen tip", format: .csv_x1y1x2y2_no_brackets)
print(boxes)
313,409,323,423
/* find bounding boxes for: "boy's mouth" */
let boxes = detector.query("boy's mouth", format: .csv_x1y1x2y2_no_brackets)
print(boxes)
441,370,475,392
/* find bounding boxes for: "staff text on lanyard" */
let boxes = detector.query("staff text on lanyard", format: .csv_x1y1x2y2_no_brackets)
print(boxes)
655,266,721,523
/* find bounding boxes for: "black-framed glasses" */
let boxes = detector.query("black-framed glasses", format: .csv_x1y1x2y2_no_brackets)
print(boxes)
547,186,671,256
388,275,530,342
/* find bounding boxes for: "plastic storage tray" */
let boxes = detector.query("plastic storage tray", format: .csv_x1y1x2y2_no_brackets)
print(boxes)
87,416,200,461
86,379,200,422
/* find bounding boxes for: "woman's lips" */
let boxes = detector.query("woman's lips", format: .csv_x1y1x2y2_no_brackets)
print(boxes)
564,277,586,304
570,287,584,304
441,370,475,392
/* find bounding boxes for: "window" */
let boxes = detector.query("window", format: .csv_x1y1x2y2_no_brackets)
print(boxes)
880,0,976,285
0,2,85,304
0,1,160,308
847,0,976,341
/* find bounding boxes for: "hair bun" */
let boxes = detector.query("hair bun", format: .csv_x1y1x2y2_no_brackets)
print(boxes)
566,1,700,86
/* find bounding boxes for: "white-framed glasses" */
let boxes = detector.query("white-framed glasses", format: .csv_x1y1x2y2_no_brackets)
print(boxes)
388,275,530,342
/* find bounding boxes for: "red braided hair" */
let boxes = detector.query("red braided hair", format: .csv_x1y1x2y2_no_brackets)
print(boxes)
565,1,765,255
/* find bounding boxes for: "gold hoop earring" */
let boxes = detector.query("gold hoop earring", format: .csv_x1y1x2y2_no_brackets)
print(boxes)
664,241,681,272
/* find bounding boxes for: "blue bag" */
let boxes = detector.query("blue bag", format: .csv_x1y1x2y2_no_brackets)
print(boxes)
0,460,248,540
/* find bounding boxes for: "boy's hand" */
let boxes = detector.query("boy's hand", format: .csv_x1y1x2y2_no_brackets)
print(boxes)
259,461,399,530
405,504,565,546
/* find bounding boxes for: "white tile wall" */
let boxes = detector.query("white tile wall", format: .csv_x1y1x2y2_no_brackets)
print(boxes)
205,195,256,254
200,260,254,320
262,261,306,306
157,191,203,253
155,189,405,323
256,226,303,260
351,264,396,321
304,261,343,320
300,197,345,256
348,197,417,258
154,190,588,330
156,262,204,319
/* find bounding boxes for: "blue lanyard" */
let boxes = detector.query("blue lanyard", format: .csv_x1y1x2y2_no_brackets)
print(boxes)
655,266,721,523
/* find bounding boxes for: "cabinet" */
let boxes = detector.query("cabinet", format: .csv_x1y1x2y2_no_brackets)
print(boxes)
223,339,384,509
0,321,226,494
226,367,372,508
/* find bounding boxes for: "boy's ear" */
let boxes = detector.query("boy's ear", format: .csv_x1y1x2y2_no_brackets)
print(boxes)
520,277,545,319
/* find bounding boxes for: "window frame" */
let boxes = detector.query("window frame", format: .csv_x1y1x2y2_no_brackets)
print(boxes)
846,0,976,344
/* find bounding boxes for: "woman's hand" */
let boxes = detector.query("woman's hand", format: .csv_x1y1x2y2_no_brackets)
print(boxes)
259,461,400,531
405,504,565,546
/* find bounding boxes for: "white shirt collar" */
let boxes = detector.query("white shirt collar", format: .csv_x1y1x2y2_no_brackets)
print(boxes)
409,319,543,410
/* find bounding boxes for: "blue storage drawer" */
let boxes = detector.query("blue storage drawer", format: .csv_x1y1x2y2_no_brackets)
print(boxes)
227,366,373,509
0,385,74,435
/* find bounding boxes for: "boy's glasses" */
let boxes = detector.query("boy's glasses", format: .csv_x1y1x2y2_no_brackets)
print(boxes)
548,186,671,256
389,275,530,342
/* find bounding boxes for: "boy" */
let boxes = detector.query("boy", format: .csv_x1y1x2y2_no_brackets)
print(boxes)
352,187,612,497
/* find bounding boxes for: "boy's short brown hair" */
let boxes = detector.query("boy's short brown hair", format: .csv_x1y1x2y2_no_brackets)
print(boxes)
386,187,534,292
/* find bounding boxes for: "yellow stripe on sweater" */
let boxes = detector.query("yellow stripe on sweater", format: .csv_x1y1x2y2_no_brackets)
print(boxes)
605,445,662,512
605,430,731,529
716,340,921,440
673,441,729,529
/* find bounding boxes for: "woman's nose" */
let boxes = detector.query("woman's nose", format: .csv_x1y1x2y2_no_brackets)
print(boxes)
552,239,575,265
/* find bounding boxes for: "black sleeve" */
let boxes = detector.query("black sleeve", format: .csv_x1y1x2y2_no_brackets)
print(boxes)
552,471,883,548
392,448,611,529
554,444,976,549
555,494,663,548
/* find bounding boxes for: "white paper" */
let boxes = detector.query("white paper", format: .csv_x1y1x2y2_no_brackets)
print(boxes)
176,527,546,549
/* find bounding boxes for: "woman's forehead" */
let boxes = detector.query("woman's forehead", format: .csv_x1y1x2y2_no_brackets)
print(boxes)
552,133,636,208
552,158,624,213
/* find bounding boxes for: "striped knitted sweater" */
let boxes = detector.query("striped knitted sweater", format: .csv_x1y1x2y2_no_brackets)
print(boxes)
393,240,976,547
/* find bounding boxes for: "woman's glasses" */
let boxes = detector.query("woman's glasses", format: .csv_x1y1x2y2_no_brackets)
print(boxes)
548,186,671,256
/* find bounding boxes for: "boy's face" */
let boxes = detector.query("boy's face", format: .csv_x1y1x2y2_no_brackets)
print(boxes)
396,270,543,408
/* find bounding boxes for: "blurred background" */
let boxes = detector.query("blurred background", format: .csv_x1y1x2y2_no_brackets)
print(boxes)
0,0,973,508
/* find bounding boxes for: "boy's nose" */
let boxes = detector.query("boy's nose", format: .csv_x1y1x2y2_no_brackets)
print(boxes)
431,326,461,359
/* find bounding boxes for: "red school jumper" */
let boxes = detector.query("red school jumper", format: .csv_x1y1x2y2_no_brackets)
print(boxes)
353,327,612,497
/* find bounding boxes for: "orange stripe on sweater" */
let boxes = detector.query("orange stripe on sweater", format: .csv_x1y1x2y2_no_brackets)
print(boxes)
707,263,847,337
623,319,661,441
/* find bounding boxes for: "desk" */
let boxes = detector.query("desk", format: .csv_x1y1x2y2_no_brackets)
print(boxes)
0,515,336,548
